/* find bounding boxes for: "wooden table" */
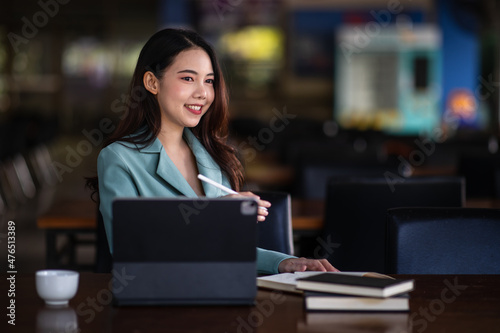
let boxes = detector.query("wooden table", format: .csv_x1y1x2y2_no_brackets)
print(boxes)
37,200,97,269
291,199,324,231
3,273,500,332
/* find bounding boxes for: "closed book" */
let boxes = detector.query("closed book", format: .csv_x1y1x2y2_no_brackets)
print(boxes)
296,273,414,298
257,271,393,294
304,291,410,311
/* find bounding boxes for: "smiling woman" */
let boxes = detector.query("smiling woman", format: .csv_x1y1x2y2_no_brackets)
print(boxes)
86,28,338,274
142,48,217,196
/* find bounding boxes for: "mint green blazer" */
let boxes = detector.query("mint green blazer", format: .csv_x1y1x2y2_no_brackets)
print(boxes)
97,128,293,274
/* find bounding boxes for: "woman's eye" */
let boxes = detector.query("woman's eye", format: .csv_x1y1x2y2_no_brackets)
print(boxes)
181,77,194,82
206,79,214,84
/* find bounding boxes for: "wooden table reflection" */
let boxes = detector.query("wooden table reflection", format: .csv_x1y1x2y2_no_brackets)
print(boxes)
4,273,500,332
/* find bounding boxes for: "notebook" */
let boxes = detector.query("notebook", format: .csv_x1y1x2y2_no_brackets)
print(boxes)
111,197,258,306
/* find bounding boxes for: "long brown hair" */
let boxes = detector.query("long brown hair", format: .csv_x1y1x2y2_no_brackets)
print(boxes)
86,28,244,198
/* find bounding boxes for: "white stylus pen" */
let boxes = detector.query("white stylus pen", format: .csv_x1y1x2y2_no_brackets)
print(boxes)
197,174,267,211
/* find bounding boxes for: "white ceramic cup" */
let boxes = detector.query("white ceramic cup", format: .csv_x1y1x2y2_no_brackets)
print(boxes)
36,270,79,306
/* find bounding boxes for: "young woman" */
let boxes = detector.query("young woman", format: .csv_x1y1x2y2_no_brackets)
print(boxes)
88,28,337,274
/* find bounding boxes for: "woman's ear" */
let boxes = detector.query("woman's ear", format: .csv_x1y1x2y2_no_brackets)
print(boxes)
143,71,159,95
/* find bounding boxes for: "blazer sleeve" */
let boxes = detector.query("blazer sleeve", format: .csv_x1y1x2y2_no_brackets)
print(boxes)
97,146,139,252
256,248,296,274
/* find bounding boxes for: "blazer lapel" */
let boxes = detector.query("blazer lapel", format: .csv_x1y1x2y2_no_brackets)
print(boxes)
142,130,228,198
142,137,197,197
184,129,226,198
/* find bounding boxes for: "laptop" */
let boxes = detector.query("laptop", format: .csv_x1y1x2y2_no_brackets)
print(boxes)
111,197,258,306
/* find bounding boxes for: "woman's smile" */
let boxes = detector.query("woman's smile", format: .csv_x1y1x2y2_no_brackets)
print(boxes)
185,104,204,115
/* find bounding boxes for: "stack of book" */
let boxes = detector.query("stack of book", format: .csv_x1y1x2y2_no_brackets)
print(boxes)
296,273,414,311
257,272,414,312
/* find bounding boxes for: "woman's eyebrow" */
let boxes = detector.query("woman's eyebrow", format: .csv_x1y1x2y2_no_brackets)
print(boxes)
177,69,214,76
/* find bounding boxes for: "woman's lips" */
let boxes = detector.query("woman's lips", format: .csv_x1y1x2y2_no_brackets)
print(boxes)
185,104,203,115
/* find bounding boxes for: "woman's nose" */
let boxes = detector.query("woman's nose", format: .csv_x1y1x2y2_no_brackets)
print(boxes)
194,82,207,99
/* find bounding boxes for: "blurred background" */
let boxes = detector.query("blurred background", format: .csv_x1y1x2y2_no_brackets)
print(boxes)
1,0,499,272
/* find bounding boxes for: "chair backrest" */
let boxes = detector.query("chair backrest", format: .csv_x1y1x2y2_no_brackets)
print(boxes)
386,207,500,274
3,154,37,203
254,191,294,255
28,144,59,188
0,184,5,217
0,162,17,210
321,176,465,273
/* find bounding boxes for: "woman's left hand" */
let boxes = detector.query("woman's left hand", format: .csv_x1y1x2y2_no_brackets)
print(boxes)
278,257,340,273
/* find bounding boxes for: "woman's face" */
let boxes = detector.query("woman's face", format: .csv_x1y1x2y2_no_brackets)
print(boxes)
149,48,215,131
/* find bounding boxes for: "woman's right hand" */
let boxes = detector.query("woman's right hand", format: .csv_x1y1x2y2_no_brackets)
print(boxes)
278,258,340,273
226,191,271,222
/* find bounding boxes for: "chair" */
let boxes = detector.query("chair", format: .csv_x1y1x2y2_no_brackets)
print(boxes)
386,207,500,274
3,154,37,203
0,187,5,217
458,153,500,198
28,144,59,188
321,176,465,273
254,191,294,255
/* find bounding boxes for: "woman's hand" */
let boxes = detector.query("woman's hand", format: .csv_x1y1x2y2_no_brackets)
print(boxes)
238,191,271,222
278,257,340,273
226,192,271,222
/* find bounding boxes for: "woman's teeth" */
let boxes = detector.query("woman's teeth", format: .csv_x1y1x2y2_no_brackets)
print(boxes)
186,105,201,111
